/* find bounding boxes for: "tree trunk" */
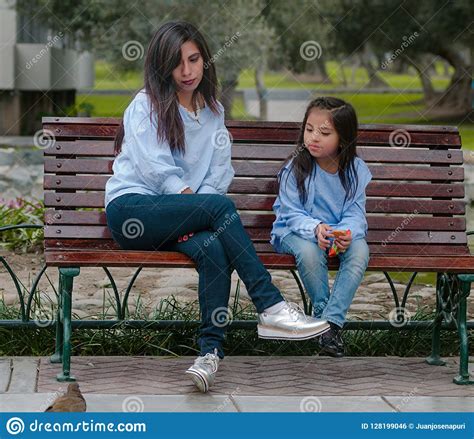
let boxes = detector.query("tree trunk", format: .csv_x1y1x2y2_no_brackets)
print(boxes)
350,56,360,86
442,60,450,78
338,58,348,87
255,63,268,121
434,46,471,114
403,54,436,103
220,78,239,120
314,58,331,84
393,58,409,74
360,46,389,88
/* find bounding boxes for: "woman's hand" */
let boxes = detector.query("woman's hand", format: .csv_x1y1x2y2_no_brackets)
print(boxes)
315,223,334,251
181,187,194,194
334,230,352,253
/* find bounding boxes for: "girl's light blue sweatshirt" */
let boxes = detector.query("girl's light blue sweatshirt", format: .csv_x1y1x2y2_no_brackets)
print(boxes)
270,156,373,252
105,89,235,207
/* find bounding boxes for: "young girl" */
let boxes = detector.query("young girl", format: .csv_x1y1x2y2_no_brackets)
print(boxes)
105,21,329,393
271,97,372,357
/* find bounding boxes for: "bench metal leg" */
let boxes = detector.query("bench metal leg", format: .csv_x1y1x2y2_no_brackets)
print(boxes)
50,273,64,364
56,267,80,382
290,269,311,315
453,277,473,385
426,273,447,366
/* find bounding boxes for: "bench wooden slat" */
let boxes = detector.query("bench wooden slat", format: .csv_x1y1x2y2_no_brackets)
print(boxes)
43,192,466,214
43,250,474,271
44,158,464,181
44,239,470,255
230,163,465,180
44,225,467,246
44,209,466,231
42,119,461,148
44,141,464,164
43,175,466,198
228,196,466,213
42,118,460,132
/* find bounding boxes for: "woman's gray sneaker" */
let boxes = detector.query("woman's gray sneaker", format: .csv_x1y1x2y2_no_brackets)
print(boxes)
185,348,220,393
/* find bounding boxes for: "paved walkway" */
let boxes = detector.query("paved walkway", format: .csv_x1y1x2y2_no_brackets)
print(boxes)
0,356,472,412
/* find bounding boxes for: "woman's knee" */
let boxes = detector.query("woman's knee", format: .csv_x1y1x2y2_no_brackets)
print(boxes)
207,194,236,213
195,234,230,267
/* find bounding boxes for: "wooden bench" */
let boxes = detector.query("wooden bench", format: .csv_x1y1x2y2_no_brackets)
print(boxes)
42,117,474,385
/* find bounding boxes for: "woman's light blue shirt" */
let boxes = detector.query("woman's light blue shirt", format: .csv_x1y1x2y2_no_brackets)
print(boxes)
105,89,235,207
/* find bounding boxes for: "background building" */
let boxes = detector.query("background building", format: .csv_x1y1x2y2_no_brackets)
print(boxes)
0,0,94,135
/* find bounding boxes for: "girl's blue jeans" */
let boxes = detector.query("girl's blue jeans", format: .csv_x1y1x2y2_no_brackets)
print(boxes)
280,232,370,328
105,193,284,359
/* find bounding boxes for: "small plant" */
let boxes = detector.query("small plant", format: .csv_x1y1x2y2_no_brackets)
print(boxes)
0,288,469,358
0,197,44,252
65,102,95,117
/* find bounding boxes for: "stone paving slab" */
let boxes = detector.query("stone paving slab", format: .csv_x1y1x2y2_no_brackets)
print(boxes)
232,396,390,412
383,396,473,412
0,358,11,392
17,356,471,397
1,394,473,413
6,358,38,394
0,393,239,413
1,355,473,412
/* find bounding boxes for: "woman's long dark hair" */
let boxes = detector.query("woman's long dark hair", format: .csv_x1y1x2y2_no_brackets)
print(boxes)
280,96,359,206
114,21,220,155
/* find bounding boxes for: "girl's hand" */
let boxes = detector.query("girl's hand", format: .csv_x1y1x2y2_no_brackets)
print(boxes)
335,230,352,252
181,187,194,194
315,223,334,251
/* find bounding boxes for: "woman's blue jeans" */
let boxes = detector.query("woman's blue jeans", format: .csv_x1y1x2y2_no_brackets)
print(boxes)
105,193,284,358
280,232,370,328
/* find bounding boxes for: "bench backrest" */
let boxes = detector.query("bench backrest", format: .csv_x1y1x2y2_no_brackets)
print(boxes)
42,118,468,257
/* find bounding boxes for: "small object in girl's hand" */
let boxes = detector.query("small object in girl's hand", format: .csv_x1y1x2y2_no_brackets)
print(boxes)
326,229,351,257
332,229,349,238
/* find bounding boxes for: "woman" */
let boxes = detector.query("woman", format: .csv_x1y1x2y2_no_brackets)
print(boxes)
105,21,329,393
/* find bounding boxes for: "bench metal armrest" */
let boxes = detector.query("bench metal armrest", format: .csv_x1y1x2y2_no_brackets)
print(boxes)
0,224,43,234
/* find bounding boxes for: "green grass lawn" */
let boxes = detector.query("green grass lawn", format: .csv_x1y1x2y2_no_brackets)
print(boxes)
81,60,473,150
237,62,452,91
93,60,452,91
